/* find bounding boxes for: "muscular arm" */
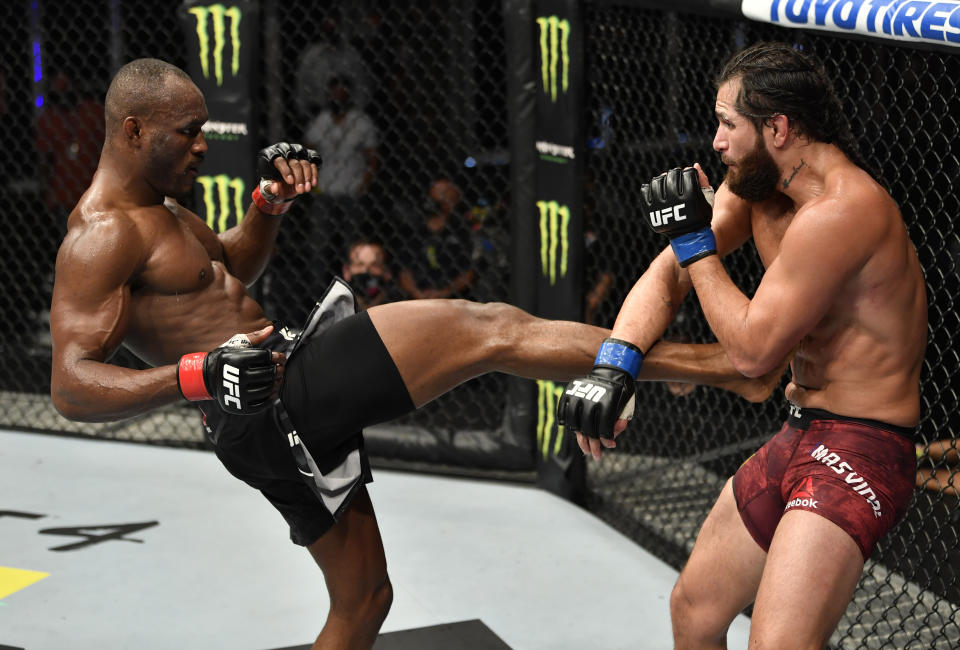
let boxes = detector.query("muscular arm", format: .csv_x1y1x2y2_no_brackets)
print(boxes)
639,339,790,403
218,202,284,285
610,181,754,353
50,214,181,422
687,197,871,377
610,248,692,353
218,148,320,285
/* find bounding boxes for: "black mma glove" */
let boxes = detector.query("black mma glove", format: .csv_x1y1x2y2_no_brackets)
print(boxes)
178,335,276,415
557,338,643,440
251,142,323,216
641,167,716,267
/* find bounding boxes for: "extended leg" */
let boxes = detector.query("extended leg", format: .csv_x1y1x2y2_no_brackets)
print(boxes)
366,299,782,408
367,299,607,406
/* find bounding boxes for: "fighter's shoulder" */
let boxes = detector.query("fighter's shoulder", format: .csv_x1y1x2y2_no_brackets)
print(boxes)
806,168,896,232
61,204,149,270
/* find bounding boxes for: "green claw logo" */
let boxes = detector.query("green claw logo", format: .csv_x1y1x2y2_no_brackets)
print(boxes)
188,4,242,86
536,200,570,285
537,380,565,460
536,15,570,103
197,174,245,232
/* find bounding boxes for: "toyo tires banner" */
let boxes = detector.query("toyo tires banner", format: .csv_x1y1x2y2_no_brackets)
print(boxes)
179,0,259,232
741,0,960,49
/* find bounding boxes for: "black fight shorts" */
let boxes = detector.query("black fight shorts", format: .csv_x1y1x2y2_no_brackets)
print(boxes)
199,279,415,546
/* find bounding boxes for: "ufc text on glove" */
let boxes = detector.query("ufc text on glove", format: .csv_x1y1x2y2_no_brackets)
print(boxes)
178,344,276,415
556,338,643,440
641,167,716,267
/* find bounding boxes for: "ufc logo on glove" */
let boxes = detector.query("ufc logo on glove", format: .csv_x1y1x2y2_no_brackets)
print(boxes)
648,203,687,227
565,379,608,402
221,364,242,410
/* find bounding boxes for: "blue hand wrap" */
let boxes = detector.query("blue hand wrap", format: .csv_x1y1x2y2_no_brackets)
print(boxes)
594,339,643,379
670,228,717,267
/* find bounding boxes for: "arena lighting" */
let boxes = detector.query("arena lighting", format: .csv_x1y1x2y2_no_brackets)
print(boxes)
30,0,44,108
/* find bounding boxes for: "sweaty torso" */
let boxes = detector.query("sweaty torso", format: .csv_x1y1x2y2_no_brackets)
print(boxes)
113,199,268,366
748,173,926,427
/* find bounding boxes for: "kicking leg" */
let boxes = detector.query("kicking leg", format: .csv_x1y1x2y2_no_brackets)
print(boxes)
366,299,784,408
307,487,392,650
671,478,767,649
367,299,607,406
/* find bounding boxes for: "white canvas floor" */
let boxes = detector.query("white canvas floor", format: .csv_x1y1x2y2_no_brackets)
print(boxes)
0,429,751,649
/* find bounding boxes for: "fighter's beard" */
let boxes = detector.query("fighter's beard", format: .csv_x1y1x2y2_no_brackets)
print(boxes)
724,138,781,202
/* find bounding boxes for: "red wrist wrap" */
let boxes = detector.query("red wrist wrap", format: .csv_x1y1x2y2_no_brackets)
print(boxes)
252,186,293,215
178,352,211,401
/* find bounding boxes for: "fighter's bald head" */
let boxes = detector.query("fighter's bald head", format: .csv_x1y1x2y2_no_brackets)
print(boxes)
104,58,197,138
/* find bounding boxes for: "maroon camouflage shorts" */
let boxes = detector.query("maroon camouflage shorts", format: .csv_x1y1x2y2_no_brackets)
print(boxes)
733,405,916,559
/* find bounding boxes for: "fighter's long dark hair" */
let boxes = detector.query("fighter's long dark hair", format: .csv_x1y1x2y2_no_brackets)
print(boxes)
716,42,880,183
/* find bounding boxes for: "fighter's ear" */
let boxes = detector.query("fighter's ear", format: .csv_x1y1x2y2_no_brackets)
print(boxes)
768,113,790,147
122,116,142,145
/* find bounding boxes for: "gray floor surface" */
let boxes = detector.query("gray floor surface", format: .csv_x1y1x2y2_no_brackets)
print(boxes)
0,429,751,649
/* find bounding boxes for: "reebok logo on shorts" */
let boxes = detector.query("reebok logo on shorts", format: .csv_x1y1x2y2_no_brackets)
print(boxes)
785,476,818,510
810,443,882,518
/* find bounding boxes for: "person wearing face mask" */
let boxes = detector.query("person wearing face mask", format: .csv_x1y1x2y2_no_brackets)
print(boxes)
342,236,400,310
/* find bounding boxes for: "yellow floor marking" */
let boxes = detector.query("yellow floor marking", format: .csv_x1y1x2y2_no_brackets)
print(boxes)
0,566,49,600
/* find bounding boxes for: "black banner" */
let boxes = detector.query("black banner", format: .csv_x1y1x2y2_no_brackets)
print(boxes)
178,0,259,232
530,0,586,501
533,0,584,321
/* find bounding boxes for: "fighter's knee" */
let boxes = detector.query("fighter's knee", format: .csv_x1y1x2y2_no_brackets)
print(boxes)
670,575,727,646
454,300,527,349
367,574,393,627
669,577,694,622
462,299,525,326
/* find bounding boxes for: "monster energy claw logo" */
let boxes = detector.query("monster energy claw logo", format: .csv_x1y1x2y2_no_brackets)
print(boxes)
188,4,242,86
536,200,570,285
537,380,565,460
197,175,245,232
536,15,570,103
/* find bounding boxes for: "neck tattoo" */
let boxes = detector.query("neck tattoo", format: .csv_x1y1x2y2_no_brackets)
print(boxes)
782,159,807,189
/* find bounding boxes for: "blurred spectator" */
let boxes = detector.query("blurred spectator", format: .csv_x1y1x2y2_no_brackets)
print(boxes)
342,236,401,310
465,194,510,302
304,76,380,202
302,74,381,274
36,71,104,221
583,221,614,326
32,71,104,351
295,10,371,117
397,178,476,300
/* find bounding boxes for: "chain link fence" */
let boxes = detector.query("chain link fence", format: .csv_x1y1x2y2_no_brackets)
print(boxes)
0,0,957,647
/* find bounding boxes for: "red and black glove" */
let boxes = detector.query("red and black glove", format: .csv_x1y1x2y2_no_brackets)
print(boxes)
178,339,276,415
